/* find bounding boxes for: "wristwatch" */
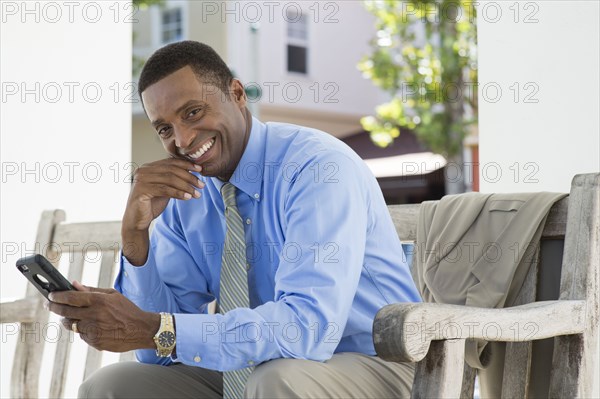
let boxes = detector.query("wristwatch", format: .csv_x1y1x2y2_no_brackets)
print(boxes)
153,312,176,357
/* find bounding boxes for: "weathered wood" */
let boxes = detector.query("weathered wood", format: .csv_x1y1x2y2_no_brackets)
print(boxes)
541,197,569,239
49,250,85,399
501,243,539,398
3,173,597,398
3,210,126,398
0,297,39,323
411,339,466,399
83,251,118,381
388,204,420,241
53,221,122,252
379,175,598,399
97,250,118,289
460,363,476,398
120,351,136,362
387,197,568,243
11,209,65,399
374,300,586,363
549,173,600,398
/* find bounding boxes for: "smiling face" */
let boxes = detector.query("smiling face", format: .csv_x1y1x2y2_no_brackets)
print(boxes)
141,66,250,181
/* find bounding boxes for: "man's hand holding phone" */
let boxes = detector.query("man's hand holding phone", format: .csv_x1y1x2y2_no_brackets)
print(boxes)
47,281,160,353
16,255,160,353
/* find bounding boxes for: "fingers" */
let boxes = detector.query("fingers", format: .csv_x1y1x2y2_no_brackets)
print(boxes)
135,160,204,188
86,286,117,294
148,157,201,172
60,317,79,332
72,280,89,291
59,312,143,352
132,160,205,201
60,318,106,350
49,290,93,306
73,281,115,294
135,164,204,188
145,181,201,201
49,286,117,307
47,301,89,319
123,158,207,232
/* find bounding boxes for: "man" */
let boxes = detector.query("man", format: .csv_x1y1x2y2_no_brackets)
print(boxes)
48,40,420,398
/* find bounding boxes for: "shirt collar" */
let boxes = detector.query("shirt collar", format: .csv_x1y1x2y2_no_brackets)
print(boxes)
211,116,266,201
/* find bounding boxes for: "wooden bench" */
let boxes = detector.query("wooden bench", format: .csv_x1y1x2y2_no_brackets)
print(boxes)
0,214,134,398
1,172,598,398
380,172,599,398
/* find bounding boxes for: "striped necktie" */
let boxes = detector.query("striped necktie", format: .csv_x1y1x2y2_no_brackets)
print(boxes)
220,182,252,399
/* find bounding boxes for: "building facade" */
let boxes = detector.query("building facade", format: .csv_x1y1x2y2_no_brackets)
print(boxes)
131,0,390,167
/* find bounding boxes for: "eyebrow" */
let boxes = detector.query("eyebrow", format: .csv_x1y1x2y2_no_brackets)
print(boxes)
151,100,205,127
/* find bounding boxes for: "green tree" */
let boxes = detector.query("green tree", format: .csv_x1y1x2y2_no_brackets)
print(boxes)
359,0,477,192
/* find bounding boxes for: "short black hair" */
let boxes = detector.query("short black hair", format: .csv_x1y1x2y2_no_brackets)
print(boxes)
138,40,234,103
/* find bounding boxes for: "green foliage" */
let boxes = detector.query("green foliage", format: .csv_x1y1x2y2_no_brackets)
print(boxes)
133,0,163,8
359,0,477,157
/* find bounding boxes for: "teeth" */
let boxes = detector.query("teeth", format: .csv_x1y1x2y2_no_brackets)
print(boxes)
189,138,215,159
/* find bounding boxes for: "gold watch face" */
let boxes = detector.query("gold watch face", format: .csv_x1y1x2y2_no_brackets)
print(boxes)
158,331,175,348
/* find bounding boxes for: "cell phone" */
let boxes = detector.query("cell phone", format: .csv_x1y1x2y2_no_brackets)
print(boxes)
16,254,74,300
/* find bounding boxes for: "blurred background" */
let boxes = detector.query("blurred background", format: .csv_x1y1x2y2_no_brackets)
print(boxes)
2,1,599,397
130,0,473,204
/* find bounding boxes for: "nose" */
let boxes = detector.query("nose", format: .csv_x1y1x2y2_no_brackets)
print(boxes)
173,125,195,151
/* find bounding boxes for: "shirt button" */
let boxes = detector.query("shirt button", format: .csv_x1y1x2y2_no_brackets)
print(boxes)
246,218,252,225
246,263,251,271
194,355,201,363
124,271,129,277
247,360,255,366
254,193,260,199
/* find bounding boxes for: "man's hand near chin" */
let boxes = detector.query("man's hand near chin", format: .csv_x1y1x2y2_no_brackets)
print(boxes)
121,158,204,267
46,281,160,353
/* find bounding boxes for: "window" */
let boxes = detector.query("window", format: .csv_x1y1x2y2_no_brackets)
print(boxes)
286,8,308,74
287,45,307,74
161,8,182,44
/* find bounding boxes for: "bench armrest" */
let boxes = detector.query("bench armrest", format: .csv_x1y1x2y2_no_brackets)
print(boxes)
373,300,586,363
0,297,41,323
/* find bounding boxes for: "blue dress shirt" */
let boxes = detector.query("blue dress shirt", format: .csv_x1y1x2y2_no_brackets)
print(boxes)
114,117,421,371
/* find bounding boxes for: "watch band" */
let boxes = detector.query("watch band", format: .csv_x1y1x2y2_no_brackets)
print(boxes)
153,312,176,357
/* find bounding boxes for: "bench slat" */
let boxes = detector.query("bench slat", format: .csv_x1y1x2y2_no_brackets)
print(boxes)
11,209,64,399
53,221,122,251
0,297,40,324
49,251,85,399
120,351,136,362
549,173,600,397
374,300,586,363
83,251,118,380
412,339,466,398
501,243,539,397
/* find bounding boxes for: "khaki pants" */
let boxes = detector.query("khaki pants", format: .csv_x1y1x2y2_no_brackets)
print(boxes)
78,353,415,398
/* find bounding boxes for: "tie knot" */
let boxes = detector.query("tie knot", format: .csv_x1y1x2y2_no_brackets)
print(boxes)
221,182,237,208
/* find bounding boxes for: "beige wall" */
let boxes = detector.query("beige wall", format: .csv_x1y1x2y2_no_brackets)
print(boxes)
133,5,152,48
188,2,228,60
132,114,167,167
260,104,362,138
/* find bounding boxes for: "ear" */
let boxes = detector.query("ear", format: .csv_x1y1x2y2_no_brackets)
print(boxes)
230,79,247,108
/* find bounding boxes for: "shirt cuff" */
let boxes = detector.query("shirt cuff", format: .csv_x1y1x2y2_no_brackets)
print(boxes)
114,249,163,300
173,313,224,370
